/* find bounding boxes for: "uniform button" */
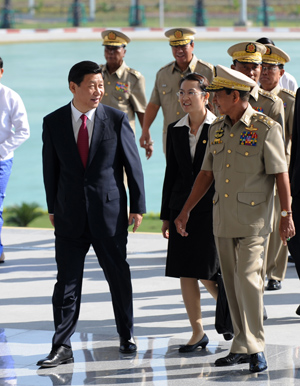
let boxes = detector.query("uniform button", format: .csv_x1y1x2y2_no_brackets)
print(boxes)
176,112,180,115
251,201,255,206
163,91,166,95
245,152,249,156
227,149,232,154
118,97,122,100
230,133,234,137
225,194,229,198
181,74,184,77
203,140,207,144
213,200,215,204
226,163,230,168
225,179,229,183
214,150,217,154
105,93,108,96
107,81,111,85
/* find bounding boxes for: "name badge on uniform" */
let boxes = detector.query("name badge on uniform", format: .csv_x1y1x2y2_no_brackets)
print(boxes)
240,128,258,146
116,82,128,93
212,127,224,145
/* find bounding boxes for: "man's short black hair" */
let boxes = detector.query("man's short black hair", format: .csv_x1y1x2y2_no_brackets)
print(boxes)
68,61,102,86
0,57,3,69
256,37,275,45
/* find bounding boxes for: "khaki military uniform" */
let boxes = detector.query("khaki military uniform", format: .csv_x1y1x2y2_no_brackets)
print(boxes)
250,84,285,134
265,85,295,282
202,104,287,353
100,61,147,132
149,54,214,152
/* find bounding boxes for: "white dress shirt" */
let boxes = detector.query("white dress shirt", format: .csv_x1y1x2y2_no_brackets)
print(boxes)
174,109,216,161
0,83,30,160
71,102,96,146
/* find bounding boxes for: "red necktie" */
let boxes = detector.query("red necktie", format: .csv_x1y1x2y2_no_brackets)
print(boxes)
77,114,89,168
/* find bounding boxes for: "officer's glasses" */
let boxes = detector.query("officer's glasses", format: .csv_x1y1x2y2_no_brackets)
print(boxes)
176,90,205,97
261,65,279,73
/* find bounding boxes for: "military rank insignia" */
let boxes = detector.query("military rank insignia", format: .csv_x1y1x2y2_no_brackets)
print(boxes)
253,106,263,113
212,127,224,144
116,82,128,93
240,128,258,146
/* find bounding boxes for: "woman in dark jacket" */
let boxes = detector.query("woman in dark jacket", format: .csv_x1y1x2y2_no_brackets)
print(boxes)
161,73,219,352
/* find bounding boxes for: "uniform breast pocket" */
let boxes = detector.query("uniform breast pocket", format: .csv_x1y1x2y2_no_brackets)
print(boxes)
159,85,173,105
112,89,130,105
212,143,225,172
237,192,266,225
235,145,260,173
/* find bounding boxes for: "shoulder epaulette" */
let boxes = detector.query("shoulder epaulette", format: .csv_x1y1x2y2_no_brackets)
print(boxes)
197,59,214,73
210,115,225,126
252,112,275,130
158,61,175,72
127,67,142,79
281,88,296,98
258,88,279,102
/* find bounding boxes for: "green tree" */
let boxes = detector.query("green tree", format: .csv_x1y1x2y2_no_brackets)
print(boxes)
5,202,45,227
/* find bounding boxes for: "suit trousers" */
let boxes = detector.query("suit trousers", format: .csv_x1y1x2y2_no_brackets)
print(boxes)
51,223,133,348
215,235,267,354
265,193,288,281
288,195,300,279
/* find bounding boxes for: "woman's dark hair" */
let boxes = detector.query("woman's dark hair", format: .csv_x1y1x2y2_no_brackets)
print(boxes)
68,61,102,86
0,57,3,69
179,72,209,93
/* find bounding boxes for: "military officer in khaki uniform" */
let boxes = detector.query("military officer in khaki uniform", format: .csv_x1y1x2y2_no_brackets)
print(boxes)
140,27,214,157
174,65,295,373
228,41,285,133
259,45,296,291
100,30,147,134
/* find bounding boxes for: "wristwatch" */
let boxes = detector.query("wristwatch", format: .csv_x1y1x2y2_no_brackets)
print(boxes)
281,210,292,217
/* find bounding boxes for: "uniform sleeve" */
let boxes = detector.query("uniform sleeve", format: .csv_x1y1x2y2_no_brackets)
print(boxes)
264,122,288,175
149,72,161,106
129,74,147,113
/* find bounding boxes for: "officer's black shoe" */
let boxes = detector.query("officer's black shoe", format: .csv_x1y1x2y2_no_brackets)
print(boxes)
266,279,281,290
37,346,74,368
249,352,268,373
215,352,250,366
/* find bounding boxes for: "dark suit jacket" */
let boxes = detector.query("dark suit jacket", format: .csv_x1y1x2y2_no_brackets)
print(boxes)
289,88,300,197
42,102,146,238
160,120,214,220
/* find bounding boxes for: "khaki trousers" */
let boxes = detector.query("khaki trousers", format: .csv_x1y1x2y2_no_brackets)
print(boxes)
265,193,288,281
215,235,268,354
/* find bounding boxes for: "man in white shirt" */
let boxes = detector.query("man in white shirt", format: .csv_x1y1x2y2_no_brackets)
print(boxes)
0,57,30,264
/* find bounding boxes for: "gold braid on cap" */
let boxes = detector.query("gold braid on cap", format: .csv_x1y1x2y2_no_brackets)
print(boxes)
232,50,262,63
207,76,251,91
262,53,286,65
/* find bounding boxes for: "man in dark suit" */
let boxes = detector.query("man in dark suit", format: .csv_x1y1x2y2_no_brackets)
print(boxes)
288,87,300,314
37,61,146,368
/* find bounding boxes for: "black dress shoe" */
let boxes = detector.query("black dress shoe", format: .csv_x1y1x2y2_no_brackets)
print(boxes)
119,337,137,354
296,305,300,316
249,352,267,373
36,346,74,368
179,333,209,353
215,352,250,366
266,279,281,290
223,333,234,341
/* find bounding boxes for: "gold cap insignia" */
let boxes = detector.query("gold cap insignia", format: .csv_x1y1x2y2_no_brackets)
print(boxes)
174,30,183,39
246,43,256,53
108,31,116,41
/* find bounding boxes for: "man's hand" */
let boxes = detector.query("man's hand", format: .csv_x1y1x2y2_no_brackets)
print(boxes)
279,215,296,246
161,220,169,239
174,211,190,237
128,213,143,232
49,214,55,227
139,134,154,160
